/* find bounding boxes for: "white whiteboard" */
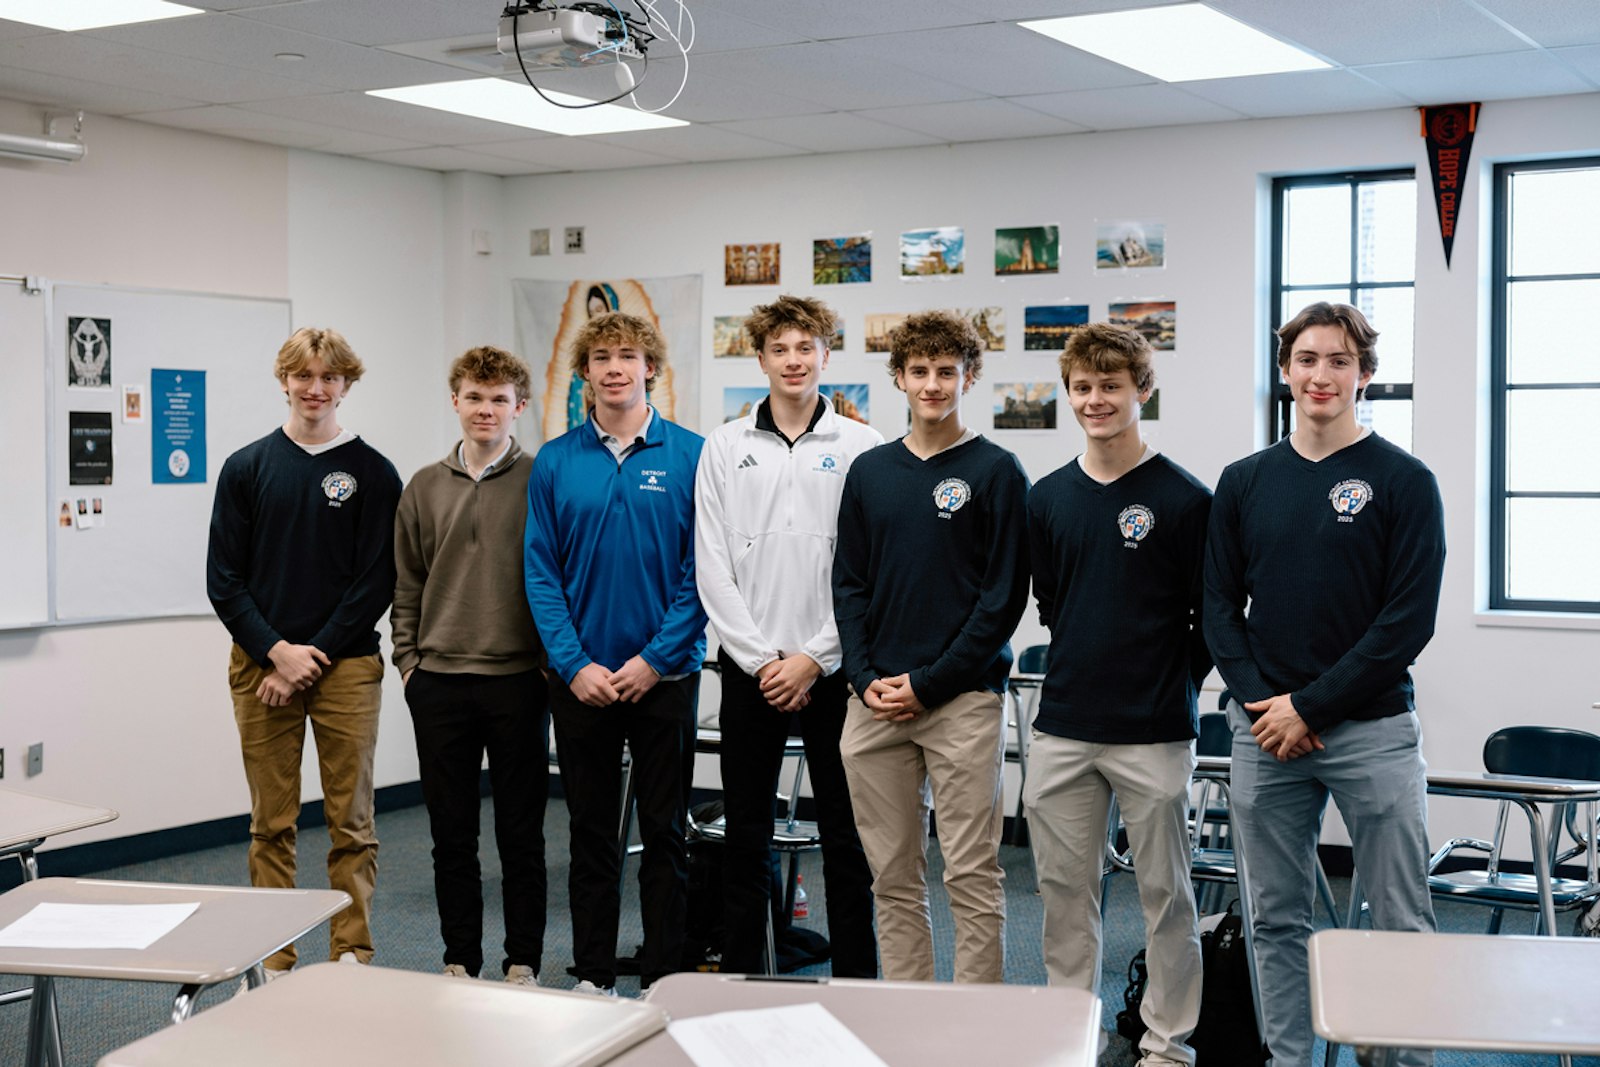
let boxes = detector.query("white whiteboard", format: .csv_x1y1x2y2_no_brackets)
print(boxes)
0,278,50,627
47,283,292,623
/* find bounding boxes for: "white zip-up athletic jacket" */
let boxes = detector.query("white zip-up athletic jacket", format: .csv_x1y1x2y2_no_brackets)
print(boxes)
694,399,885,678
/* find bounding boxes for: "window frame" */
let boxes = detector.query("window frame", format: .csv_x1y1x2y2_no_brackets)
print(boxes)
1268,169,1416,443
1488,154,1600,613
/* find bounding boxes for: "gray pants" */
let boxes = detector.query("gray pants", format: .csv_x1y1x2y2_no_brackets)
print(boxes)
1228,702,1435,1067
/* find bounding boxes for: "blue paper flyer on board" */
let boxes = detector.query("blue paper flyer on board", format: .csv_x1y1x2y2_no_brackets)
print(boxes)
152,368,206,484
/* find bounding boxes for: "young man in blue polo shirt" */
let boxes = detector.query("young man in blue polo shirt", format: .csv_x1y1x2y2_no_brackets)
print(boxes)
1025,323,1209,1066
524,311,707,996
832,309,1030,983
207,326,401,976
1205,302,1445,1067
695,295,883,977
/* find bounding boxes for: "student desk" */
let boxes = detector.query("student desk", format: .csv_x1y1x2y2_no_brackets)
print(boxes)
0,788,119,883
0,789,118,1018
607,972,1102,1067
1424,770,1600,935
96,962,669,1067
1309,929,1600,1065
0,878,348,1067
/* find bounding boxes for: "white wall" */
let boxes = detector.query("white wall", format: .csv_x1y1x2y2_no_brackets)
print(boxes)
4,89,1598,858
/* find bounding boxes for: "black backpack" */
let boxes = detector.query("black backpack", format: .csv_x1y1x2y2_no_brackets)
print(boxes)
1116,900,1268,1066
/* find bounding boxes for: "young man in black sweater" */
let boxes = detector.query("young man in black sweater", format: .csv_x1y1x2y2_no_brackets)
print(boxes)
1204,302,1445,1067
833,310,1030,983
1025,323,1209,1066
207,327,401,977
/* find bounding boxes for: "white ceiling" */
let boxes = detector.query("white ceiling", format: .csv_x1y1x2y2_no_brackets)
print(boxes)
1,0,1596,174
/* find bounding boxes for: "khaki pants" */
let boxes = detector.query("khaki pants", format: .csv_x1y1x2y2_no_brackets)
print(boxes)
840,689,1006,983
229,644,382,970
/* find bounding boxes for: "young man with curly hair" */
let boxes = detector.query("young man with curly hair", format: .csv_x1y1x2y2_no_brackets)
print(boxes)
832,309,1031,983
207,326,401,976
695,295,883,977
393,346,549,986
524,311,707,995
1025,322,1210,1066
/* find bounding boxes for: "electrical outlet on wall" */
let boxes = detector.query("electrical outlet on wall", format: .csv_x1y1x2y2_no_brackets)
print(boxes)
27,742,42,777
564,226,585,254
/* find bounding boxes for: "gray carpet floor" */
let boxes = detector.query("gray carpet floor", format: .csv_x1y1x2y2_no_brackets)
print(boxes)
2,796,1596,1066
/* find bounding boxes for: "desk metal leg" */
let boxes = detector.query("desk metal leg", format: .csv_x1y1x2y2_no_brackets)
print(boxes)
1216,781,1269,1052
171,983,203,1024
243,962,267,990
1514,800,1559,935
3,846,41,1012
25,975,63,1067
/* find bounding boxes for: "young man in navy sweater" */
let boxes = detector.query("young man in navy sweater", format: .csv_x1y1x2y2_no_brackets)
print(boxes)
1025,323,1209,1066
524,311,707,995
207,327,401,976
833,310,1030,983
1205,302,1445,1067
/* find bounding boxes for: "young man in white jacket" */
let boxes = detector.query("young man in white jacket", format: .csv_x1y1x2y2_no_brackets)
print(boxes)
695,295,884,976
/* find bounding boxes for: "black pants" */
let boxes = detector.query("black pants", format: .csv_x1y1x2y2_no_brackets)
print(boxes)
550,672,698,987
405,667,550,977
717,650,878,977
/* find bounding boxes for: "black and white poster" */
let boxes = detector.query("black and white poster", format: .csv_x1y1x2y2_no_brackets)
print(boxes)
67,316,113,389
68,411,114,485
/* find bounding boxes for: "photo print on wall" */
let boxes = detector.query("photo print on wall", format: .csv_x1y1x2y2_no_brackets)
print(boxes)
814,234,871,284
900,227,964,279
995,225,1059,275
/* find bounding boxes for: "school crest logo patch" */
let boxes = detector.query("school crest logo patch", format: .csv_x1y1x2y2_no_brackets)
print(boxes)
933,477,972,514
1329,479,1373,520
321,471,357,503
815,453,841,475
1118,505,1155,542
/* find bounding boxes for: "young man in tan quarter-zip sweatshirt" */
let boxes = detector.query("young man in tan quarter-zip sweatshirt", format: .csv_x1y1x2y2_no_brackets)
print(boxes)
393,346,548,986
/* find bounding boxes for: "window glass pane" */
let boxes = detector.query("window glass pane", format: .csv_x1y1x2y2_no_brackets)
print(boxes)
1356,397,1412,453
1357,180,1416,283
1505,497,1600,602
1510,167,1600,277
1281,287,1347,327
1285,185,1351,286
1356,287,1414,385
1506,389,1600,492
1507,278,1600,385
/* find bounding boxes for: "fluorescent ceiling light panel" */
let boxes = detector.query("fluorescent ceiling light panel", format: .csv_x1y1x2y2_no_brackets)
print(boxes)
0,0,202,31
368,79,687,136
1020,3,1330,83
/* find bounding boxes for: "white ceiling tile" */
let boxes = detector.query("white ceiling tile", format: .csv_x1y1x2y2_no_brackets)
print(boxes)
235,90,565,145
688,0,981,38
84,13,470,93
1474,0,1600,48
129,104,427,153
466,136,685,171
664,8,808,54
637,69,833,123
0,34,325,104
590,123,806,162
1550,44,1600,85
1010,83,1245,129
358,145,552,175
691,41,982,111
0,18,54,40
716,111,944,152
1355,49,1595,103
0,66,203,114
236,0,493,48
826,23,1155,97
854,98,1089,141
1177,69,1412,118
1209,0,1532,65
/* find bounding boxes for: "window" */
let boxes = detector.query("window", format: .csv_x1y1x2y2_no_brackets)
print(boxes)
1269,170,1416,446
1490,157,1600,612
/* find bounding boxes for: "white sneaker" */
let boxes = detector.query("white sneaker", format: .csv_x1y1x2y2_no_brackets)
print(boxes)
443,964,472,979
572,979,617,997
235,966,289,997
504,964,539,987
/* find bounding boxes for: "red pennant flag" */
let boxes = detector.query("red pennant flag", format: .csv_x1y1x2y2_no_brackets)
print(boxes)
1420,103,1480,268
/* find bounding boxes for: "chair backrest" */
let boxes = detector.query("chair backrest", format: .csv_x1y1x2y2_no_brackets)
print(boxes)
1017,644,1048,675
1483,726,1600,781
1197,712,1232,758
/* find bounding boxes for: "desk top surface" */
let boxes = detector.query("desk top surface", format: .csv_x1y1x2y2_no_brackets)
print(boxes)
609,973,1101,1067
0,878,348,983
98,962,667,1067
1310,929,1600,1054
0,788,118,852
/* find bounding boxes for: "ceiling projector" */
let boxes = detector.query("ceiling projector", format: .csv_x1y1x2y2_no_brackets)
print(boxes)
497,5,645,68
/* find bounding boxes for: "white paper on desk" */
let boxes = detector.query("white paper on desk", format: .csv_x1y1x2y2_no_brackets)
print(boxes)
668,1002,889,1067
0,902,200,950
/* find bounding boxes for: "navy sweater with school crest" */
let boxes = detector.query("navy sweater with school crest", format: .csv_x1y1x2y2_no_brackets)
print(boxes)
1027,453,1213,744
832,436,1031,710
1202,434,1446,734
